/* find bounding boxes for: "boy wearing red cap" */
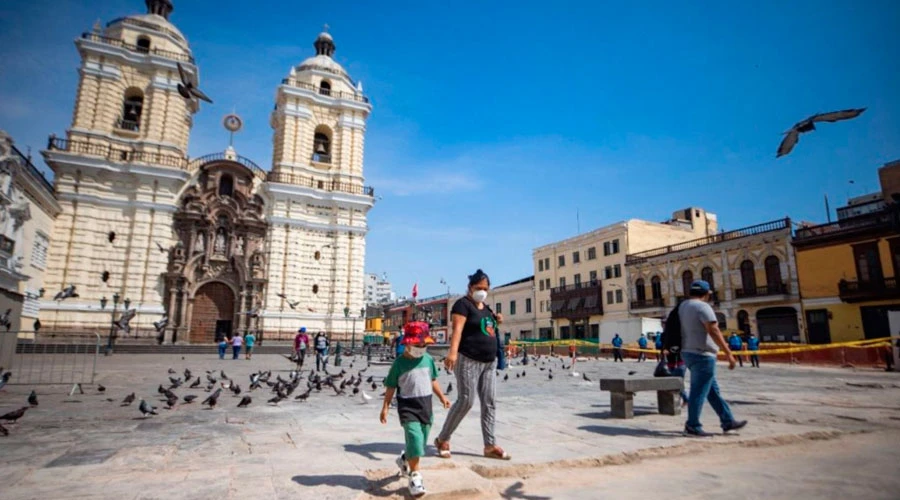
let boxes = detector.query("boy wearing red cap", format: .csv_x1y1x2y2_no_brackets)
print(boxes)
380,321,451,497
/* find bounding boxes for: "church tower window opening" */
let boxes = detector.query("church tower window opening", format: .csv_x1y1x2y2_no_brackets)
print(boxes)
119,88,144,131
319,80,331,96
218,174,234,197
313,126,331,163
136,36,151,53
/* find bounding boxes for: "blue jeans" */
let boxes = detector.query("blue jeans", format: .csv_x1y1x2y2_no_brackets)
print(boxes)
669,365,689,404
218,343,227,359
683,352,736,431
232,345,241,359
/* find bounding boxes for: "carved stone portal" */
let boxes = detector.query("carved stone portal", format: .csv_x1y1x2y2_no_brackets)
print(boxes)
163,160,268,344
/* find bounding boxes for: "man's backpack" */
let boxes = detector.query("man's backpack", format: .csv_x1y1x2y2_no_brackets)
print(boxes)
661,302,684,352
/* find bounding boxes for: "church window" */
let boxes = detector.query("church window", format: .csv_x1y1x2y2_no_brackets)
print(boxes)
319,80,331,96
136,36,151,53
219,174,234,197
119,88,143,131
313,126,332,163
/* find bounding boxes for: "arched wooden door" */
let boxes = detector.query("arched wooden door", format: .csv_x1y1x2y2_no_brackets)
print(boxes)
190,282,235,344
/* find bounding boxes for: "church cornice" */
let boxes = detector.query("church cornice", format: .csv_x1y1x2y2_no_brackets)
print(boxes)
76,36,195,80
279,84,372,114
56,191,178,213
43,149,191,182
264,181,374,210
267,216,367,235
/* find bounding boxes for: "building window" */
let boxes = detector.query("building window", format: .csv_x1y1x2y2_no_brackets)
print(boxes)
574,274,581,285
558,277,566,288
319,80,332,96
740,260,756,292
312,284,319,294
603,242,611,256
573,251,580,264
218,174,234,197
604,266,612,279
606,291,614,304
539,280,544,291
737,309,750,335
313,126,332,163
539,301,544,313
544,258,550,270
587,247,596,260
496,303,502,314
615,289,623,303
589,270,597,283
612,239,620,254
31,232,49,270
538,259,544,272
558,255,565,268
764,256,782,290
853,242,883,283
651,275,662,299
682,270,693,296
119,88,143,131
701,266,715,290
510,300,516,315
525,298,532,313
545,278,551,289
635,278,646,301
614,264,622,278
136,36,151,53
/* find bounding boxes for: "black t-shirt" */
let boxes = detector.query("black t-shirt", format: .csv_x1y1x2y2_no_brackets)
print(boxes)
451,296,498,363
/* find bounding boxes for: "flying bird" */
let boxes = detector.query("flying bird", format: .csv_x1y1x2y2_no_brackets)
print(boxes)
108,231,116,243
276,293,300,309
776,108,867,158
53,285,78,301
153,315,168,334
138,399,158,417
101,271,110,283
28,390,38,407
155,241,169,254
114,309,137,333
176,62,213,104
0,309,11,331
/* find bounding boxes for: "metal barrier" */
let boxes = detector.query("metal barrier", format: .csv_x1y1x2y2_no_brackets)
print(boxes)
0,331,101,395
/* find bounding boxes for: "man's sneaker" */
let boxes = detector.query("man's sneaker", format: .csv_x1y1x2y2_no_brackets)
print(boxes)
395,452,409,476
723,420,748,433
408,471,426,497
683,425,715,437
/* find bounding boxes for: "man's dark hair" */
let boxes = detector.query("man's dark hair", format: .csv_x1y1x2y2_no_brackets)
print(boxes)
468,269,491,287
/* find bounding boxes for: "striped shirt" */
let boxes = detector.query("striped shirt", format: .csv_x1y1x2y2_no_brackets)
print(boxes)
384,353,438,425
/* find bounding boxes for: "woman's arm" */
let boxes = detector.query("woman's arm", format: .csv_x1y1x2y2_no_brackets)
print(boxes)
444,313,466,371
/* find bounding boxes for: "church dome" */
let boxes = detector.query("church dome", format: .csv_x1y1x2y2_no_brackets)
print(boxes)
295,31,349,80
104,0,190,51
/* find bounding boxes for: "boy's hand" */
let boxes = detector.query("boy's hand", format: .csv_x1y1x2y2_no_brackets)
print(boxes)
379,407,388,424
440,397,451,409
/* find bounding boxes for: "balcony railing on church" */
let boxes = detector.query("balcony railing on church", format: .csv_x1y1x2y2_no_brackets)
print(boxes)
188,153,267,180
312,153,332,164
266,171,375,197
280,78,369,104
47,136,189,170
115,118,140,132
81,32,194,63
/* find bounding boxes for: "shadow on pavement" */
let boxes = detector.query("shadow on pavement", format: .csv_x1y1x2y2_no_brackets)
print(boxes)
578,424,683,438
292,474,407,498
500,481,552,500
575,409,656,419
343,441,403,460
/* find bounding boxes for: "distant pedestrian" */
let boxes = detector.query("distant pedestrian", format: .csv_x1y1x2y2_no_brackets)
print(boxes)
244,331,256,360
218,337,228,360
568,342,577,366
637,334,648,362
394,331,406,358
231,334,243,360
655,332,664,361
728,332,744,367
314,332,330,372
680,280,747,437
612,334,624,362
294,327,310,368
748,333,760,368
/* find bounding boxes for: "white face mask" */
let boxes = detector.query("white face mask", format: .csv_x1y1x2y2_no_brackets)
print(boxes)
406,346,426,358
471,290,488,303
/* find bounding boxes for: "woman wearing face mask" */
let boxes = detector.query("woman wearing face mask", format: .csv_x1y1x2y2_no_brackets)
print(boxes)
434,269,511,460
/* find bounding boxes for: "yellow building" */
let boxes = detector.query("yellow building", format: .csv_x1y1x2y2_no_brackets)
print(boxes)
792,162,900,343
533,207,717,340
626,218,802,342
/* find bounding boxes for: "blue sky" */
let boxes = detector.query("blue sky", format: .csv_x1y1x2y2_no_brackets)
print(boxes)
1,0,899,298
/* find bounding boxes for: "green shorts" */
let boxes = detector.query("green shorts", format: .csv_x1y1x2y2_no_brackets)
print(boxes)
402,420,432,459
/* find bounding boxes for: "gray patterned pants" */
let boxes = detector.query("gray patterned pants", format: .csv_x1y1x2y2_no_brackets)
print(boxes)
437,353,496,447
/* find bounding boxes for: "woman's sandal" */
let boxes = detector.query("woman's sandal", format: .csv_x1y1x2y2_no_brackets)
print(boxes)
484,446,511,460
434,438,451,459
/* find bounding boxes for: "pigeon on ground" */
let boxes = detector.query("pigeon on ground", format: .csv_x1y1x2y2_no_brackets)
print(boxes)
267,395,284,405
183,395,198,404
53,285,78,301
28,390,38,407
361,390,373,403
220,370,228,380
583,373,592,382
446,382,453,395
190,378,201,389
503,373,509,382
168,368,176,374
549,373,553,380
122,393,136,406
184,369,192,381
203,388,222,408
628,371,637,376
370,382,377,391
176,62,213,103
139,399,157,417
97,385,106,393
166,394,178,409
0,423,8,436
776,108,867,158
237,396,252,408
295,390,311,402
0,407,28,423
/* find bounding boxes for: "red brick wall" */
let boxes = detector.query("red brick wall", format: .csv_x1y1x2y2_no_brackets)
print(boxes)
190,282,235,344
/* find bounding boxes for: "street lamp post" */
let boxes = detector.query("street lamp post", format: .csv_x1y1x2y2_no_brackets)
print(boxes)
101,293,120,355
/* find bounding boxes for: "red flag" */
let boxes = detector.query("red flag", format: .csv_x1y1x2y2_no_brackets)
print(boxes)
412,283,418,299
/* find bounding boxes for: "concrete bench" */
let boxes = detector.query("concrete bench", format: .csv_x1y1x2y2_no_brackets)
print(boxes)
599,377,684,419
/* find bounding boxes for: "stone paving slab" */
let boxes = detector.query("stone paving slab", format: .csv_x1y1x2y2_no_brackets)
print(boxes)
1,353,899,499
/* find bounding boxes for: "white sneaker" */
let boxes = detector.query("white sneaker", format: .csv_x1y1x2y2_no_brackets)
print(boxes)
408,471,426,497
396,452,409,476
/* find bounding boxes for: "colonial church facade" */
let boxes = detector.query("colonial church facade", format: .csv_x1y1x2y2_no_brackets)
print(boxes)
38,0,373,343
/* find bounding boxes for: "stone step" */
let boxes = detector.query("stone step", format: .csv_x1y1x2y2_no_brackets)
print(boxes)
360,463,494,500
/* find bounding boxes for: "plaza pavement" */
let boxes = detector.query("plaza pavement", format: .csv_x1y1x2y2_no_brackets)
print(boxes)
0,352,899,499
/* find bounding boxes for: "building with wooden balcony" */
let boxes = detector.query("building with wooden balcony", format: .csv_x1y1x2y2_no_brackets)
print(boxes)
36,1,375,343
792,161,900,343
626,217,803,343
533,207,718,340
382,294,460,345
